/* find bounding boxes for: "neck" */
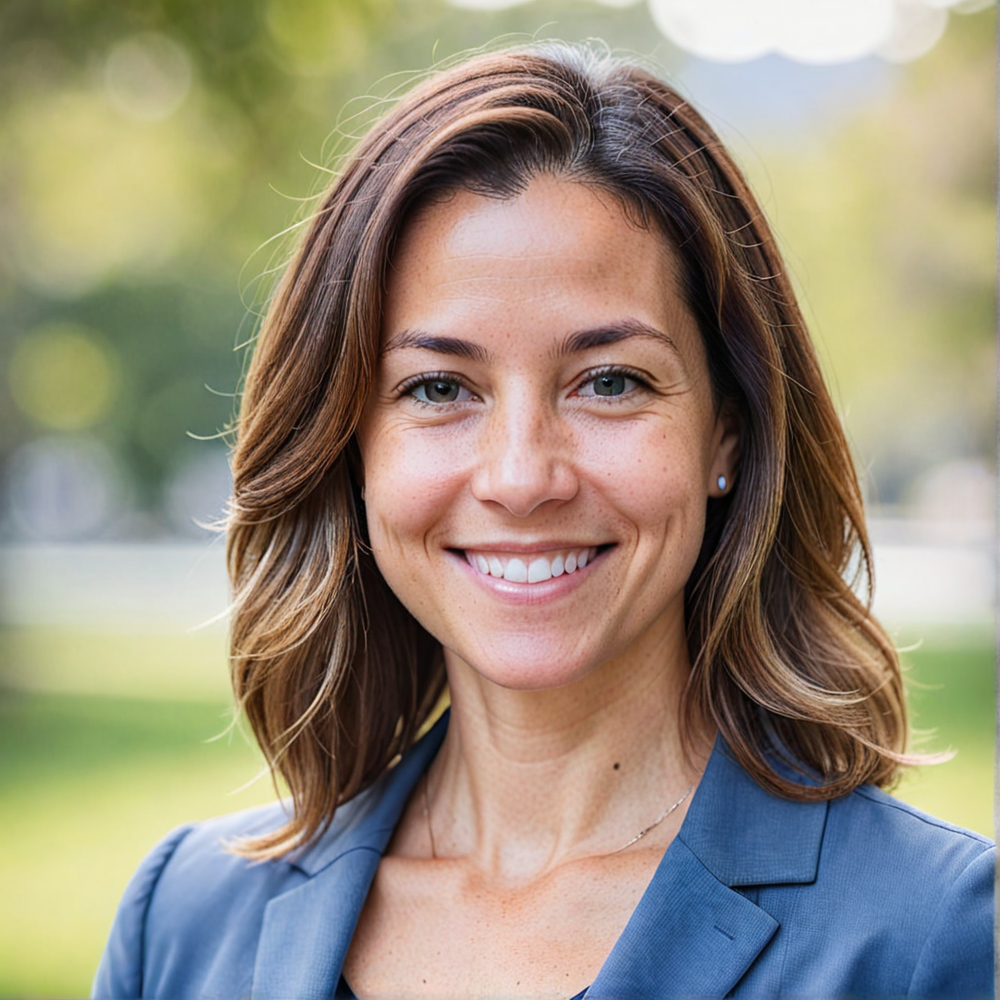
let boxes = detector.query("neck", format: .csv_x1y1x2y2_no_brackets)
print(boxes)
424,620,713,884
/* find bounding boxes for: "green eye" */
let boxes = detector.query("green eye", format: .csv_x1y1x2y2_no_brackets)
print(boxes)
593,374,627,396
577,370,643,400
412,379,468,404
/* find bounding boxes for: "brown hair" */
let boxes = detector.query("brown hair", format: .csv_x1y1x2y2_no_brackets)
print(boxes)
227,42,912,859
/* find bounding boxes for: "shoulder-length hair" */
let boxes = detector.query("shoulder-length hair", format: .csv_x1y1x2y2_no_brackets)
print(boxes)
227,42,911,859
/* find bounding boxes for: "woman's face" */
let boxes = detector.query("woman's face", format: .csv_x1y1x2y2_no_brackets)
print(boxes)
357,175,738,691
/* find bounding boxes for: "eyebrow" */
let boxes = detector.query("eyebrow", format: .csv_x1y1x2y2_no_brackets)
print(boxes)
381,332,489,363
381,318,679,363
556,319,679,358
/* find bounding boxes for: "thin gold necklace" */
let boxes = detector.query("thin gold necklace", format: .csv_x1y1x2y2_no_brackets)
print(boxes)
421,771,694,859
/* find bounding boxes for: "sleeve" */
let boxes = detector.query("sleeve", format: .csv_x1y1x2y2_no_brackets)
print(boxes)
908,845,995,999
91,824,195,1000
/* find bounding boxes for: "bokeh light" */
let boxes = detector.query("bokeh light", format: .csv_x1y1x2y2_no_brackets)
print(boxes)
265,0,374,77
5,435,126,540
647,0,893,64
103,32,193,122
8,323,119,431
445,0,991,64
8,48,239,297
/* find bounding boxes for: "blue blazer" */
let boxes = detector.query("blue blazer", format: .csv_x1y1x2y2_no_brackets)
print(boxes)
93,715,994,999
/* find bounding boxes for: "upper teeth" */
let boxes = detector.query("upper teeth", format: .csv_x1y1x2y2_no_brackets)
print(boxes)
464,548,597,583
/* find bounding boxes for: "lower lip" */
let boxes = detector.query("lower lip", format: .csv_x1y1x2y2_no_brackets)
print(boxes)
449,548,611,605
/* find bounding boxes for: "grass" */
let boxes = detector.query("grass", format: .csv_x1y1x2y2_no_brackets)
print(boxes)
0,625,993,998
0,690,275,999
892,628,995,837
0,629,273,998
0,627,233,702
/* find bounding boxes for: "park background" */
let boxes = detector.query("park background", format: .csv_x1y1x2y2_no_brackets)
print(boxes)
0,1,995,996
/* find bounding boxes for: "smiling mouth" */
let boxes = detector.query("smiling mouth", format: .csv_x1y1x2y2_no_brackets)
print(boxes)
459,546,612,584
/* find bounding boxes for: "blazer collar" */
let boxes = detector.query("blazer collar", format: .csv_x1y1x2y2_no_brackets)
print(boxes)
289,713,450,878
252,719,828,1000
251,715,448,1000
587,735,828,999
678,734,829,887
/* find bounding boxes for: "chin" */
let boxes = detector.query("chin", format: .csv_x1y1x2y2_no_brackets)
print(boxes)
445,633,604,692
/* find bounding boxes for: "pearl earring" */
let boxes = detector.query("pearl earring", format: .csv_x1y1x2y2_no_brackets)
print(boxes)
717,475,727,491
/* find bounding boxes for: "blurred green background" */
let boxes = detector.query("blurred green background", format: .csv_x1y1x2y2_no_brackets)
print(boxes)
0,1,995,997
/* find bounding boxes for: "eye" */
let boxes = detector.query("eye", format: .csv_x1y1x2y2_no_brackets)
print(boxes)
592,374,628,396
577,370,641,398
410,378,474,405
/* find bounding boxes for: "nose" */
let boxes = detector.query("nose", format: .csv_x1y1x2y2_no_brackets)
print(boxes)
470,394,579,517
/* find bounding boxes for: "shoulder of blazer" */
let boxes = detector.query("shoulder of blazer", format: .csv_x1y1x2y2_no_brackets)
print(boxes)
140,776,403,933
826,782,993,885
142,711,451,920
93,716,449,1000
655,740,995,1000
92,801,308,1000
848,782,992,848
774,784,995,998
92,786,403,1000
92,823,195,999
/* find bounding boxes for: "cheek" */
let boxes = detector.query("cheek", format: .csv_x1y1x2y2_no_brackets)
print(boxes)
579,418,711,528
362,424,470,550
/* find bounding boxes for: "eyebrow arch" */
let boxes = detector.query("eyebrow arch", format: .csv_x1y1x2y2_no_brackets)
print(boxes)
381,331,489,363
558,319,680,357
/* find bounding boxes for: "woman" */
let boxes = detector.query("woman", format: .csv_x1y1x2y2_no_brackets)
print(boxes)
93,43,993,999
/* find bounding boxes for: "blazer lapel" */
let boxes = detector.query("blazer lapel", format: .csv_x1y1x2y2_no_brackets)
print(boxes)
251,847,382,1000
588,737,828,999
250,715,448,1000
586,838,779,999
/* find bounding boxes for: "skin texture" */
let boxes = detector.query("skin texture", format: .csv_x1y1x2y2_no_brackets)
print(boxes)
348,175,739,999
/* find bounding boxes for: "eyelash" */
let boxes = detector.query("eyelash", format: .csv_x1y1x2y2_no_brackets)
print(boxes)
397,372,478,407
576,365,652,401
396,366,653,407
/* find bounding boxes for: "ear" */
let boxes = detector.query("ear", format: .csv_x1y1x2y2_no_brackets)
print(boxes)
708,407,740,498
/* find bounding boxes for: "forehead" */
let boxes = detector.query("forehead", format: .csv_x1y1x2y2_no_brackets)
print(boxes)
383,175,696,348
